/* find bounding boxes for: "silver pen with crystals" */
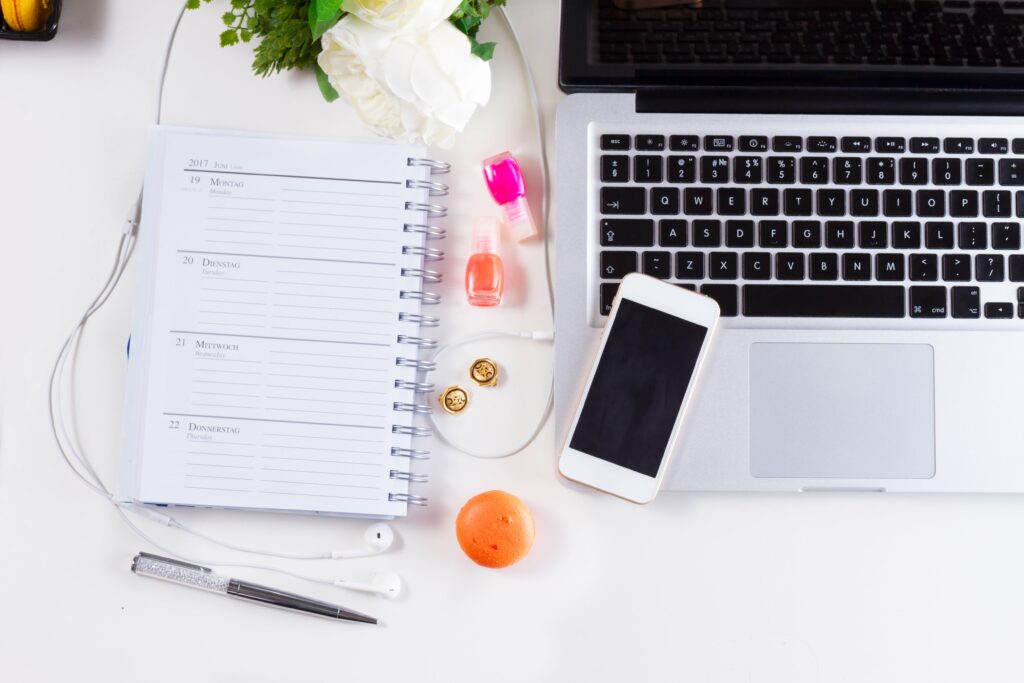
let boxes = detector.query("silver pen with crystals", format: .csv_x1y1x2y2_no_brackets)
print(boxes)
131,552,377,624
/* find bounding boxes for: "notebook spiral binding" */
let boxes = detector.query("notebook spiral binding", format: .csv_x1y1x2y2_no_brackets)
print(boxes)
389,157,450,508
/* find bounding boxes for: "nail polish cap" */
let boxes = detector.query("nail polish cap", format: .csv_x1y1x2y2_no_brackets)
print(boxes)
472,216,500,254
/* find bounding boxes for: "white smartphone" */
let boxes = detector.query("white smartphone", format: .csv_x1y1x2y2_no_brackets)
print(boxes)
558,273,720,503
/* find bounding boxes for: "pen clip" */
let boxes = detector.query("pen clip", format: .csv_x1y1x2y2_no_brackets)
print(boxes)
133,552,211,574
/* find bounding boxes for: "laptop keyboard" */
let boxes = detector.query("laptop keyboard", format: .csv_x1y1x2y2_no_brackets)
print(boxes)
596,131,1024,320
596,0,1024,68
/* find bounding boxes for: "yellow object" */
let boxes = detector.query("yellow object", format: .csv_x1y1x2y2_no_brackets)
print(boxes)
1,0,51,31
469,358,499,387
439,385,469,415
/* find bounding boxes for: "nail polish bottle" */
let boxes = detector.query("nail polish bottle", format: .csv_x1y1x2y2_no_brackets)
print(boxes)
482,151,539,242
465,217,504,307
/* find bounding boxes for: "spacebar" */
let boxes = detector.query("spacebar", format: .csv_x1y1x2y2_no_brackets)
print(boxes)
743,285,906,318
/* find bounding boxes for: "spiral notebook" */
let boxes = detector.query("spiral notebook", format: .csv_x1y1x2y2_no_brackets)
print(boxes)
118,127,445,518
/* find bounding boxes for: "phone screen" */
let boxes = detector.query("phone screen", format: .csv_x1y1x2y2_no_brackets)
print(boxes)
569,298,708,477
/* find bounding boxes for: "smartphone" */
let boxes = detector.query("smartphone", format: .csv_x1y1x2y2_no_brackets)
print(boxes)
558,274,720,503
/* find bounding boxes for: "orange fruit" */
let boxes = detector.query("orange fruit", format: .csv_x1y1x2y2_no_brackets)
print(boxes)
456,490,535,568
1,0,51,32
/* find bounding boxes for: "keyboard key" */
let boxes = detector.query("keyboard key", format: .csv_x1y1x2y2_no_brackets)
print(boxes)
701,156,730,183
659,220,688,247
925,222,955,249
601,188,645,214
933,158,962,185
943,253,972,281
916,190,945,218
768,157,795,184
717,188,746,215
910,253,938,281
976,254,1005,282
950,191,979,218
843,253,871,281
958,222,987,249
634,155,663,183
600,251,637,278
809,253,839,281
692,219,721,246
734,156,763,184
966,159,995,186
667,156,696,183
910,286,947,318
709,252,738,280
899,158,928,185
670,135,700,152
817,189,846,216
738,135,769,152
944,137,975,154
825,221,855,249
751,188,779,216
807,136,837,153
867,157,896,185
800,157,829,184
600,135,630,151
992,222,1021,250
726,220,755,248
600,283,619,316
600,219,654,246
642,251,672,279
876,253,905,281
1002,159,1024,186
676,251,705,280
910,137,940,154
893,222,922,249
1014,139,1024,155
983,190,1011,218
834,157,863,185
743,284,905,318
700,284,738,317
784,189,812,216
600,155,630,182
684,188,713,215
883,190,913,217
759,220,788,247
776,253,805,280
841,137,871,153
876,137,906,153
978,138,1009,154
650,187,679,215
742,252,772,280
985,302,1014,319
772,136,803,152
1012,255,1024,282
635,134,666,151
951,286,981,319
860,221,888,248
704,135,734,151
793,220,822,248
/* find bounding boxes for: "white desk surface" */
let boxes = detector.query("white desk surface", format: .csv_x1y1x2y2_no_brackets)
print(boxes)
2,2,1024,681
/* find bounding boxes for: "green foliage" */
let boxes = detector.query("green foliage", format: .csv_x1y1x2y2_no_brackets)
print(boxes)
309,0,345,39
314,62,341,101
450,0,506,61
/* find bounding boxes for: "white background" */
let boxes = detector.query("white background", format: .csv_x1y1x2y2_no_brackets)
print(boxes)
2,2,1024,681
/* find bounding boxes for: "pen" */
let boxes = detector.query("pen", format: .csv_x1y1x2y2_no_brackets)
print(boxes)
130,552,377,625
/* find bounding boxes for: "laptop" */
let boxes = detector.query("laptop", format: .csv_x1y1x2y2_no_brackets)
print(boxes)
554,0,1024,492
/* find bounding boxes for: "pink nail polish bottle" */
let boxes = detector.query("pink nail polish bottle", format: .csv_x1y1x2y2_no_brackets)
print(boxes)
465,217,504,307
482,151,539,242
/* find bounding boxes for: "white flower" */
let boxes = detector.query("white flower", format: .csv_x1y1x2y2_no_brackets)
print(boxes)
344,0,462,34
318,15,491,148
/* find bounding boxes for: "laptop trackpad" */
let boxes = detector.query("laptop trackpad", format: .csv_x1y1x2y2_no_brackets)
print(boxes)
749,343,935,479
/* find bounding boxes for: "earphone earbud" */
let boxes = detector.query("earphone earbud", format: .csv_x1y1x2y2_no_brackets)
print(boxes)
334,571,403,599
330,523,395,559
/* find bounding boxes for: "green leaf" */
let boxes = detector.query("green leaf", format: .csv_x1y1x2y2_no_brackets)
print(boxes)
471,40,495,61
222,11,236,26
185,0,202,9
314,63,340,102
220,28,239,47
309,0,344,39
240,29,253,42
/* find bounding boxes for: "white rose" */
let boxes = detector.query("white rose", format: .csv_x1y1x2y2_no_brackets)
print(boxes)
318,16,491,148
344,0,462,33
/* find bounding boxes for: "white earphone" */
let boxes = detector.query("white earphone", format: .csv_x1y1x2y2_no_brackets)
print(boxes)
334,571,403,599
331,523,395,559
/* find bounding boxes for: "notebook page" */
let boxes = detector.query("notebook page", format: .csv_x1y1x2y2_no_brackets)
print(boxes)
119,127,430,517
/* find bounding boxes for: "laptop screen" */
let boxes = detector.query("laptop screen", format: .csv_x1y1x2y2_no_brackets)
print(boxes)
559,0,1024,93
